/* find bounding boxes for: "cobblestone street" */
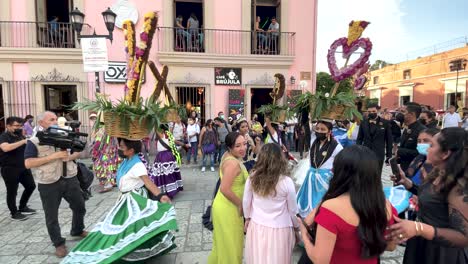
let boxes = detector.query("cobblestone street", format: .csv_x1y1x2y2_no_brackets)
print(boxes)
0,161,404,264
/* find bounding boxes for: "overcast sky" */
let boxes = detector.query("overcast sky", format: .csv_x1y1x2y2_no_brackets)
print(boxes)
316,0,468,72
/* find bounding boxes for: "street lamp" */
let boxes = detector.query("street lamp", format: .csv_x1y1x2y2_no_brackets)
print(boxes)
70,7,116,93
449,58,467,108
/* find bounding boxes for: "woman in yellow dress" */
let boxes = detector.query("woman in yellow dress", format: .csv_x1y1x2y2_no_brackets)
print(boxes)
208,132,248,264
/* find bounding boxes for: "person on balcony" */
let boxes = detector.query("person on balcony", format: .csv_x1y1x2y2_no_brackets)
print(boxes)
48,16,60,47
174,15,189,50
255,16,266,53
266,17,280,53
187,13,203,51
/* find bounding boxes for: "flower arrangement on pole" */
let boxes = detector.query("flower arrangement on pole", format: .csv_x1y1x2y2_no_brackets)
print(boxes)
294,20,372,122
74,12,184,140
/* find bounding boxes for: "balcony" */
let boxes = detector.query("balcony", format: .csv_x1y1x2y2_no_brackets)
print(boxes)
0,21,92,48
156,27,296,68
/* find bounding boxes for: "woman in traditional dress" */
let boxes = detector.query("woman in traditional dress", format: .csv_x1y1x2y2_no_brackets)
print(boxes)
208,132,248,264
296,120,343,217
63,138,177,264
148,124,183,198
91,127,120,193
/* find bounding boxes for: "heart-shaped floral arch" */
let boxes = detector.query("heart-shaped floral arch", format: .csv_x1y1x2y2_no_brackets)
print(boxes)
327,37,373,82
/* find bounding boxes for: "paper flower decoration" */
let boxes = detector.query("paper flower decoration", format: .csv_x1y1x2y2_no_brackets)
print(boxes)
347,20,370,46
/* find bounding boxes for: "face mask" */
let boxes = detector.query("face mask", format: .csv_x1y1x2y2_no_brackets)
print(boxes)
28,119,33,124
419,119,427,125
50,125,59,133
368,113,377,120
14,129,22,135
417,143,430,156
220,115,225,119
315,132,327,141
118,149,126,159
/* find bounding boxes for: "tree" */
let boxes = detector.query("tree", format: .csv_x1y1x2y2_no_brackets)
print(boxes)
370,60,392,71
315,72,353,94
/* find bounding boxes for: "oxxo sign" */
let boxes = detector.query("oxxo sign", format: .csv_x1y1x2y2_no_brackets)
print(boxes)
104,62,145,83
105,62,128,83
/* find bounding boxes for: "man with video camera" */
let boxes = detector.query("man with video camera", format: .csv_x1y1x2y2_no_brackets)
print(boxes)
24,111,87,258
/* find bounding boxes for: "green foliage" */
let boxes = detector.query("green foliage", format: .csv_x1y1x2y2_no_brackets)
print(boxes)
293,91,362,121
369,60,392,71
256,104,292,122
316,72,353,94
72,95,164,132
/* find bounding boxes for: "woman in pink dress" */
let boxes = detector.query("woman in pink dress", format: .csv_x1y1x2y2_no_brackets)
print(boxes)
243,143,299,264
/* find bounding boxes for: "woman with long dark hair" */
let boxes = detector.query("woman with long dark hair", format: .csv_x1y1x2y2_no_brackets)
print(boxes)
298,145,398,264
389,127,468,264
296,120,343,216
208,132,248,264
237,120,261,172
199,119,217,172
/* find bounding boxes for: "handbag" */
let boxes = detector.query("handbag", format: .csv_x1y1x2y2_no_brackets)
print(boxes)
202,143,216,154
76,162,94,200
202,178,221,231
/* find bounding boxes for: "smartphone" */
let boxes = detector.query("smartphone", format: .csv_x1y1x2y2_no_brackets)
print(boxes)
297,214,316,243
389,157,401,182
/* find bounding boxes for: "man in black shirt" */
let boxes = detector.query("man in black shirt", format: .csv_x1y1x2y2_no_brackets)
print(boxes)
357,104,393,172
398,103,426,172
0,116,36,221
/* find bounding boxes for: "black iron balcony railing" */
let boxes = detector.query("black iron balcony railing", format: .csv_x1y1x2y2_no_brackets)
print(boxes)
157,27,295,56
0,21,93,48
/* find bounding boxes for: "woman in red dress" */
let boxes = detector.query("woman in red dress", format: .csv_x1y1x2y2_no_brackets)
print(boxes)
298,145,398,264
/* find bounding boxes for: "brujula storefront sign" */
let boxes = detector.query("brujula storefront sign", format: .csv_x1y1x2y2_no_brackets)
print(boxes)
214,68,242,85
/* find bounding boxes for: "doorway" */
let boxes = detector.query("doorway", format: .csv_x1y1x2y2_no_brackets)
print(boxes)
174,0,204,52
176,86,206,125
251,88,273,125
44,85,78,120
251,0,281,54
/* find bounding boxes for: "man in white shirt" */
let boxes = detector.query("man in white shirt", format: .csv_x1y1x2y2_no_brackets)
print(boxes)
186,118,200,164
443,105,462,128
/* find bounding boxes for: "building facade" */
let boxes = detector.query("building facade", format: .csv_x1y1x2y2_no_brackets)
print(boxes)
366,45,468,111
0,0,318,131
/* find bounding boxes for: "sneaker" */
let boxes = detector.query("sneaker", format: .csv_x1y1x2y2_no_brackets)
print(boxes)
19,206,37,215
55,245,68,258
201,167,206,172
11,212,29,221
210,167,215,172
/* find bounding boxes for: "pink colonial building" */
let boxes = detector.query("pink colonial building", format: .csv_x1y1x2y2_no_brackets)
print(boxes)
0,0,317,131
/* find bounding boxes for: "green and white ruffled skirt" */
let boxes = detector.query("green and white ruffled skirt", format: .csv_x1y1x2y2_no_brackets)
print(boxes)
62,188,178,264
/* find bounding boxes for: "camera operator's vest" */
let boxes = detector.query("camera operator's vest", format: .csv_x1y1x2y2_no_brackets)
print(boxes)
28,137,78,184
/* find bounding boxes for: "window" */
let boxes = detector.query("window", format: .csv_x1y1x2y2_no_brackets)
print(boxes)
44,85,78,120
403,70,411,80
399,85,413,106
369,89,381,106
373,76,379,85
400,96,410,106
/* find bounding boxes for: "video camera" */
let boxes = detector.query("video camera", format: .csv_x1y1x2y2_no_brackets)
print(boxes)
36,123,88,152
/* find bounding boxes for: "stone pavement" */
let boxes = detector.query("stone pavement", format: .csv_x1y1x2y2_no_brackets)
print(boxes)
0,160,404,264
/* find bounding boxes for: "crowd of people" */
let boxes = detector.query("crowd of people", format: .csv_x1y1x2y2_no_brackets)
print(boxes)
0,101,466,263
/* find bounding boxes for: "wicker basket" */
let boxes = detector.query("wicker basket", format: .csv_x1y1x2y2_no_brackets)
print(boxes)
320,105,346,121
276,110,287,123
164,108,179,123
103,112,150,140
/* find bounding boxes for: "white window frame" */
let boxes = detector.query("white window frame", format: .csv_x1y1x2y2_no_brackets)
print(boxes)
398,85,413,107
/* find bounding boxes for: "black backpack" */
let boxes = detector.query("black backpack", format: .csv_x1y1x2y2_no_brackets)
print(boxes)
76,162,94,200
